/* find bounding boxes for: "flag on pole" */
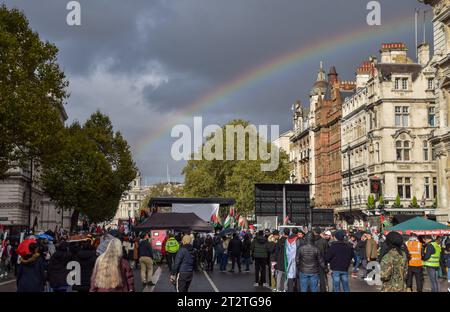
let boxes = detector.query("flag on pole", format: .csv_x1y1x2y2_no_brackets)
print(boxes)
210,205,221,227
223,214,232,229
284,215,289,225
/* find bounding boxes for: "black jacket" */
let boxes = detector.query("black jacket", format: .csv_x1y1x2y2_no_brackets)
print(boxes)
17,254,47,292
325,241,354,272
275,236,287,272
296,235,326,274
138,239,153,258
315,237,329,258
251,236,269,259
228,237,243,257
242,238,252,257
72,249,97,292
172,244,196,274
47,250,71,288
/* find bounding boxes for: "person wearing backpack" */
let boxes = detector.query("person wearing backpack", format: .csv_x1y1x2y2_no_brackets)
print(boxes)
165,233,180,271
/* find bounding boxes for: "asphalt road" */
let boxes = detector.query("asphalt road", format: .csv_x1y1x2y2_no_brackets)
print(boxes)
0,261,448,292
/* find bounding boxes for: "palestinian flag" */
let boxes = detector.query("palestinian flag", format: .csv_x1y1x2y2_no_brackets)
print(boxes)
210,205,221,227
223,207,236,229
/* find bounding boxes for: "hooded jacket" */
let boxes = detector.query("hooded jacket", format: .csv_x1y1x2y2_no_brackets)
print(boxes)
228,237,243,257
72,248,97,292
296,233,326,274
275,236,287,272
251,235,269,259
17,253,47,292
172,244,196,274
325,240,354,272
47,249,71,288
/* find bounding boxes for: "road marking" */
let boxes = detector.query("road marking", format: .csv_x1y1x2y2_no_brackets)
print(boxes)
0,279,15,286
203,271,219,292
143,266,162,292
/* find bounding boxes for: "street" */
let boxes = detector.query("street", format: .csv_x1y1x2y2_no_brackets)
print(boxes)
1,261,446,293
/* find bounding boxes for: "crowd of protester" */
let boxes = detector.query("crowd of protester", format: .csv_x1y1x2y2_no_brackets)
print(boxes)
0,223,449,293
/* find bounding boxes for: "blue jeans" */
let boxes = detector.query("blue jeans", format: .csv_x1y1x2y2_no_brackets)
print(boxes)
299,272,319,292
426,267,440,292
242,256,251,271
332,271,350,292
353,255,361,273
219,253,228,271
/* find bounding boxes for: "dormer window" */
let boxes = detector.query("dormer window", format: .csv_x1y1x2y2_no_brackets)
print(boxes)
427,78,434,90
402,78,408,90
394,77,408,90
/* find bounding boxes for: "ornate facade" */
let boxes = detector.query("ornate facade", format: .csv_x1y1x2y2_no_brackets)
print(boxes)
422,0,450,223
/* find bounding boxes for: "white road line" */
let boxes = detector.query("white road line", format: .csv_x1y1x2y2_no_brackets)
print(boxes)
203,271,219,292
143,266,162,292
0,279,15,286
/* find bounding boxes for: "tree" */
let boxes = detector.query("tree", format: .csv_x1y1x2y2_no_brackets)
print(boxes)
0,5,68,178
367,194,375,210
42,112,136,231
378,195,384,209
410,196,420,208
182,120,289,216
139,182,184,211
393,194,402,208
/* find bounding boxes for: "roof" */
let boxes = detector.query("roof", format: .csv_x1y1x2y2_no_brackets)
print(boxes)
385,216,450,235
135,212,213,232
376,63,422,80
148,197,235,206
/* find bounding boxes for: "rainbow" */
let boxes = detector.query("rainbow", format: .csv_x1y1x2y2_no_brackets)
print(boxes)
135,14,415,154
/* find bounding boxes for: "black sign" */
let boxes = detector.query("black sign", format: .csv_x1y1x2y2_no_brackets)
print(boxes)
254,183,334,226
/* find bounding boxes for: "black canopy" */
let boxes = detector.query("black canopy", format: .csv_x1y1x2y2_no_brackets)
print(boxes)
135,212,213,232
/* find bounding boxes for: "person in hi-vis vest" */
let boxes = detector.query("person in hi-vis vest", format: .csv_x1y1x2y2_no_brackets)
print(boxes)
422,235,442,292
405,234,423,292
165,233,180,271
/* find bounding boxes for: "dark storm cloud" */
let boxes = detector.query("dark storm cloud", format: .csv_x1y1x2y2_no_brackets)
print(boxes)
3,0,430,182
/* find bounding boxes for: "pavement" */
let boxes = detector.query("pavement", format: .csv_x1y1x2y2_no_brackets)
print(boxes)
0,262,448,292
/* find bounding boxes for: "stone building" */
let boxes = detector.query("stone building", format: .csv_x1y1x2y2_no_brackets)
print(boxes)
0,104,70,234
290,100,312,184
339,61,374,227
112,171,148,225
421,0,450,224
366,43,437,214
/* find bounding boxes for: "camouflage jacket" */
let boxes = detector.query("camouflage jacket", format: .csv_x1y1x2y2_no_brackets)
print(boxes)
380,249,408,292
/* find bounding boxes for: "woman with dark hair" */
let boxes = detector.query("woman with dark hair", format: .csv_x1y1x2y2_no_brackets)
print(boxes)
379,232,408,292
16,243,47,292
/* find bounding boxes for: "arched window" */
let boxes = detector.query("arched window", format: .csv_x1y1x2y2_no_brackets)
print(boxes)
396,140,410,161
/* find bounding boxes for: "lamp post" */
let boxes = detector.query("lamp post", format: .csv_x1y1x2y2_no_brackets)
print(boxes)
347,147,352,213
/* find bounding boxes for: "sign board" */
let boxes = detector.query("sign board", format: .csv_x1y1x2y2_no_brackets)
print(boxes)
0,217,8,221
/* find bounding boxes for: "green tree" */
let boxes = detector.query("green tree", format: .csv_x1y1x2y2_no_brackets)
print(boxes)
42,112,136,231
393,194,402,208
367,194,375,210
140,183,184,211
182,120,289,216
378,195,384,208
0,5,68,178
410,196,420,208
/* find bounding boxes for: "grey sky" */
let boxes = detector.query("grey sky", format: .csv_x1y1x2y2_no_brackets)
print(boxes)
4,0,430,183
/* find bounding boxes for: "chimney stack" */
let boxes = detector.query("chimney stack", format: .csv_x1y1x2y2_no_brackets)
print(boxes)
380,43,408,64
417,43,430,65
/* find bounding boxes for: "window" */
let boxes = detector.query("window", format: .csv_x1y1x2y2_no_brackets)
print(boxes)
428,78,434,90
397,177,412,199
395,78,400,90
396,140,411,161
424,177,430,199
402,78,408,90
395,106,409,127
432,146,437,161
428,107,436,126
423,141,429,161
433,177,437,199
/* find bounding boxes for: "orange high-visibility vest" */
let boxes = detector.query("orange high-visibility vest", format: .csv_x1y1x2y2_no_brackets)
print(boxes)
406,240,423,267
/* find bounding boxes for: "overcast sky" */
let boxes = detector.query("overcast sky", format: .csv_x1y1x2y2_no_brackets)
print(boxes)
4,0,430,184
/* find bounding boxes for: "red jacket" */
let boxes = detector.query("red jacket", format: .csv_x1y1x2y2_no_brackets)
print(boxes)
90,258,134,292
